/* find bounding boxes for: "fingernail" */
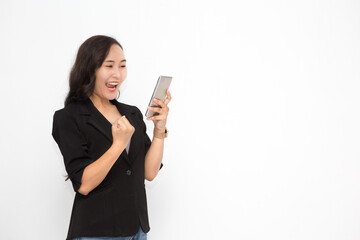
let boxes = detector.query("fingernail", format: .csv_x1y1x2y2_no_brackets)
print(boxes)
122,115,126,118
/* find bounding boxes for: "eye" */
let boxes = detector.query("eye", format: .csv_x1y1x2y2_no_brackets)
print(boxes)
120,65,126,68
105,65,113,68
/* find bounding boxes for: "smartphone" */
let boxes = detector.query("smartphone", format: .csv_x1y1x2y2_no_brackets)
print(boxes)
145,76,172,117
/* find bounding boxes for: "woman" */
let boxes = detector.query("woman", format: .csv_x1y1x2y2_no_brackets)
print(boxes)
52,35,171,240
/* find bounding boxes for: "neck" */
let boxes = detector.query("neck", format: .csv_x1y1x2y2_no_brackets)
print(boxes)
89,94,113,110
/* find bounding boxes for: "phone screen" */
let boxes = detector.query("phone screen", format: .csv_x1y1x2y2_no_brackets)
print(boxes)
145,76,172,117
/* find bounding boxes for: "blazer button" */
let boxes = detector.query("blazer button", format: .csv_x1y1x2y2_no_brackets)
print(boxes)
126,170,132,175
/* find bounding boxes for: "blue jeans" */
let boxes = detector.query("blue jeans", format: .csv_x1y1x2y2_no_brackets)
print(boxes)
72,227,147,240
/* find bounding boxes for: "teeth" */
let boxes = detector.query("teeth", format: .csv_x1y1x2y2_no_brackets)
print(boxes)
108,82,118,86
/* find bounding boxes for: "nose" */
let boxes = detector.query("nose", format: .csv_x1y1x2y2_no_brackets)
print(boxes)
112,67,121,79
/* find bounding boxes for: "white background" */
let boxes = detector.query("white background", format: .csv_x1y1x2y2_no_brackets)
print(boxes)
0,0,359,239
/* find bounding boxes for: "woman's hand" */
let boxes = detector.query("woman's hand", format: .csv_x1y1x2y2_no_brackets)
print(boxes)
146,89,172,132
111,115,135,147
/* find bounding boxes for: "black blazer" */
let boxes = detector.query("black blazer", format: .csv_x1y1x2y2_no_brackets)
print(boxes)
52,97,162,240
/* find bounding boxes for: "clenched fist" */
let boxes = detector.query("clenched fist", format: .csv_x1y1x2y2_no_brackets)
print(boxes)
111,115,135,147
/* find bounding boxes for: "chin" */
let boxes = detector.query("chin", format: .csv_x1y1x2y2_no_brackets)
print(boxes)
108,92,118,100
105,95,116,100
101,87,119,100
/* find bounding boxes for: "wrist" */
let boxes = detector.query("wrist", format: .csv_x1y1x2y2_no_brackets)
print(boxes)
153,127,168,139
111,141,126,154
154,127,166,133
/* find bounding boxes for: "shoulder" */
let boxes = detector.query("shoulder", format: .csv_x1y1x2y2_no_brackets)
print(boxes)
52,101,89,140
53,100,89,120
52,101,90,137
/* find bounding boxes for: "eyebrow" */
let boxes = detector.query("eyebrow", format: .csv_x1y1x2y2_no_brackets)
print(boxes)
104,59,127,63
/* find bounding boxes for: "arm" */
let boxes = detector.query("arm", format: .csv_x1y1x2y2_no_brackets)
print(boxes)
144,131,165,181
78,142,125,195
78,116,134,195
52,110,134,196
144,90,171,181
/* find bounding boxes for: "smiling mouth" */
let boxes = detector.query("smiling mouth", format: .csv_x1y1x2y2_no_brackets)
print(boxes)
106,82,118,92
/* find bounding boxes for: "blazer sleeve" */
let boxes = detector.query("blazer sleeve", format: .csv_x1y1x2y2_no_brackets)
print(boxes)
135,107,163,170
52,109,94,192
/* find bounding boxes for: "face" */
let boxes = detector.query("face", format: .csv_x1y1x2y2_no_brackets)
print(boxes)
91,44,127,101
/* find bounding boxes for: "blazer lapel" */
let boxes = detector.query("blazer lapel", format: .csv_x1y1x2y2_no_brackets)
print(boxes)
84,98,113,143
80,97,138,166
110,99,140,162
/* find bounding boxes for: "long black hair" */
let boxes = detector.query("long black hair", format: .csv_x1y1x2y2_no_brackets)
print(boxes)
64,35,123,107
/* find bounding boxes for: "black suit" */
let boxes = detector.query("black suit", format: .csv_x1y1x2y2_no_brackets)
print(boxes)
52,97,162,240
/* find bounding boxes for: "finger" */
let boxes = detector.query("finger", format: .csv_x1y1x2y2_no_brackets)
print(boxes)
146,115,167,121
147,106,163,113
164,90,172,105
120,115,133,128
114,115,128,127
153,98,166,108
113,116,123,128
148,106,169,116
115,115,126,123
